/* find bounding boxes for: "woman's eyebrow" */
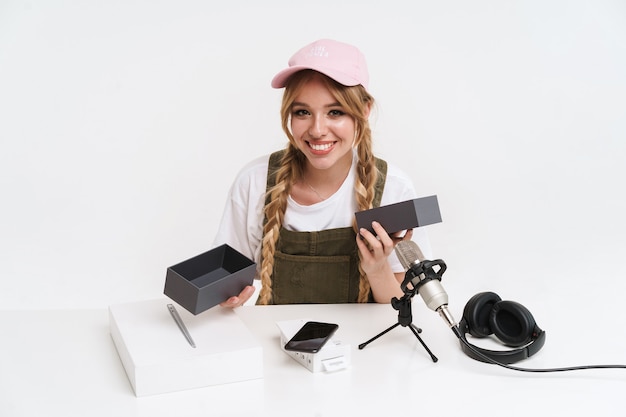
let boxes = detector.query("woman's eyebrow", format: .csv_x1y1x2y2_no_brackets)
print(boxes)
291,101,343,108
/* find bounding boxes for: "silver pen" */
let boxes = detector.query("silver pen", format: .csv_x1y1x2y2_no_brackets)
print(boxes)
167,303,196,348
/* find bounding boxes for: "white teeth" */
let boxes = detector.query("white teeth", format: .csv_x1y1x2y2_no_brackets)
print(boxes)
309,142,332,151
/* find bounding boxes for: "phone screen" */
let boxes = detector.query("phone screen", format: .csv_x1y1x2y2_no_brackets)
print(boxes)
284,321,339,353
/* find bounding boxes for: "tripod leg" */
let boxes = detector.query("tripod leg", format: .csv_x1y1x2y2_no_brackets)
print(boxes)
358,322,401,350
408,324,438,363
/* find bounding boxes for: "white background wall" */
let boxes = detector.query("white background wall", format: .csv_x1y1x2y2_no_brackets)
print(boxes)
1,0,625,328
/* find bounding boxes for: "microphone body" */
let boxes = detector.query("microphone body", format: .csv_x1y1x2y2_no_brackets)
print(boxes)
395,240,457,328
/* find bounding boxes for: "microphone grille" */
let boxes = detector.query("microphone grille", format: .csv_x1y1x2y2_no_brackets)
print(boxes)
395,240,425,270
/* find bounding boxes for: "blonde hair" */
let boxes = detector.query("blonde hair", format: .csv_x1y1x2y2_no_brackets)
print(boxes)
257,70,379,305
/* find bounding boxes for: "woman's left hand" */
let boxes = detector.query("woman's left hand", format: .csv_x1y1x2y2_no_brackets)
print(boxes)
356,221,413,276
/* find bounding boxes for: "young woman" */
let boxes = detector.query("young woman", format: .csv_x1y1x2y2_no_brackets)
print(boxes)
214,39,432,307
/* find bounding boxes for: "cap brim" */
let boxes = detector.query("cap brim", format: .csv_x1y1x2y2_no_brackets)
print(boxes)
271,65,362,89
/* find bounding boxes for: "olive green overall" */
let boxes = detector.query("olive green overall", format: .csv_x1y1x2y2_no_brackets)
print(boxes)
260,150,387,304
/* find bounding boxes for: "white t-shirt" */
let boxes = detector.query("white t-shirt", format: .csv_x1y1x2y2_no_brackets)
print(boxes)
213,150,433,275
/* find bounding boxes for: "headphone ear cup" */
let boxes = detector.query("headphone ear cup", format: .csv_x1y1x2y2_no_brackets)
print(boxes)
489,300,537,347
463,292,502,338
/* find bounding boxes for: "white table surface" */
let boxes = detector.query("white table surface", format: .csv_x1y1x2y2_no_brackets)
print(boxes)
0,301,624,417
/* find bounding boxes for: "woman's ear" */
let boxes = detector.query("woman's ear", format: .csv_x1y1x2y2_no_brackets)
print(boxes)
364,102,372,119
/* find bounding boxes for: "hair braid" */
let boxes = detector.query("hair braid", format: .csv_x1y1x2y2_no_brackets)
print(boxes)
257,146,303,305
353,120,378,302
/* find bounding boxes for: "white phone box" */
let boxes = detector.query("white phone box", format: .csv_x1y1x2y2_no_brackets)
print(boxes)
276,318,351,373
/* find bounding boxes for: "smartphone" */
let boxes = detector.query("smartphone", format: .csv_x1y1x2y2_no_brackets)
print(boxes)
284,321,339,353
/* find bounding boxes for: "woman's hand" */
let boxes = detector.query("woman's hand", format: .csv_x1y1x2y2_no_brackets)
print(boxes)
356,222,413,303
219,285,256,308
356,221,413,276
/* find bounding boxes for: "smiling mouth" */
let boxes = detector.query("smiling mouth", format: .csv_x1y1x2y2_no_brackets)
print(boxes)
307,141,335,151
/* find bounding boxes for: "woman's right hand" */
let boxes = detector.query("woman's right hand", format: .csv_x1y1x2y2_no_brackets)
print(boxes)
219,285,256,308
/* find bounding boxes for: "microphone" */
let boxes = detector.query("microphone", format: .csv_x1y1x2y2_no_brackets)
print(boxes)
395,240,457,328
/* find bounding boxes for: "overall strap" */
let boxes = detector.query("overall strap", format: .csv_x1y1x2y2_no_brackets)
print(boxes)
266,150,285,192
372,157,387,208
263,150,287,225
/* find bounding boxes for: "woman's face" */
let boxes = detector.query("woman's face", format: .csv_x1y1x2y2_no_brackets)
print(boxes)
289,76,356,173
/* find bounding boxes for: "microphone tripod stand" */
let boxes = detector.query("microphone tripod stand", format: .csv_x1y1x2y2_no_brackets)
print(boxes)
358,286,438,363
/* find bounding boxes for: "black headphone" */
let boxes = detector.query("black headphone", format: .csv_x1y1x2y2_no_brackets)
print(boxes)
457,291,546,364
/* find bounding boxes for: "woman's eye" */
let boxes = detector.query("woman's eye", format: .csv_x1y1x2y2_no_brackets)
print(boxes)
329,109,345,117
292,109,309,117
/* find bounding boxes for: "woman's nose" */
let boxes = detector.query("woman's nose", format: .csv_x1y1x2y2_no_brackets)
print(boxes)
308,115,328,138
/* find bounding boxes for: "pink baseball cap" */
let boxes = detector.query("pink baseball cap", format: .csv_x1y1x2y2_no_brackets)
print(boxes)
271,39,369,90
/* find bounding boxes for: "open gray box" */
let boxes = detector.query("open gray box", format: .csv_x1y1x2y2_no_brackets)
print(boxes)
164,244,256,315
355,195,442,235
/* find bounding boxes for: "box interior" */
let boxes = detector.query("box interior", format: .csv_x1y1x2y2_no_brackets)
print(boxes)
169,245,254,288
